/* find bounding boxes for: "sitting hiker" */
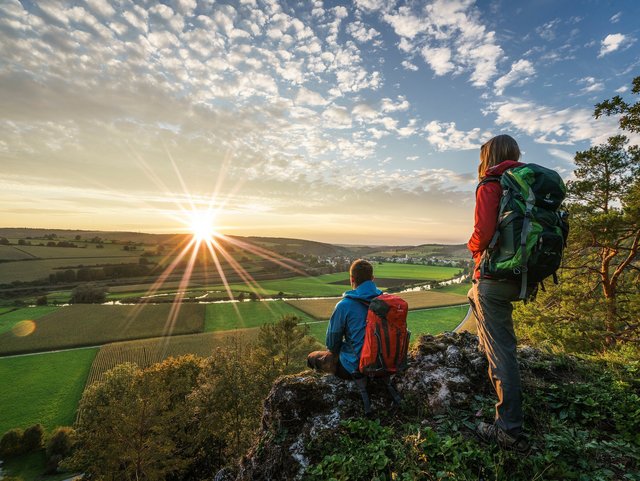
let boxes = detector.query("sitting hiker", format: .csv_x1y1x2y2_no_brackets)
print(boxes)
307,259,382,379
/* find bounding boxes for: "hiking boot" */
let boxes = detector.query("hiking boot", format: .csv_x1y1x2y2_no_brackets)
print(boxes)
476,422,530,453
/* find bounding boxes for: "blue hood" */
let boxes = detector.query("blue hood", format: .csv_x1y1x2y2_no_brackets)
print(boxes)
343,280,383,302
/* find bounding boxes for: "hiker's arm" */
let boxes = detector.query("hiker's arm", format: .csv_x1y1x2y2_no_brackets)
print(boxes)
467,183,501,254
326,303,347,354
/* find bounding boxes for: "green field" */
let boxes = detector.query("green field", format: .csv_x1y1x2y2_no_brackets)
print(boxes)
0,304,205,356
0,306,59,335
86,330,261,386
287,290,466,320
436,282,472,296
221,265,462,298
1,243,142,259
406,304,468,335
0,256,139,283
304,304,467,345
205,301,315,331
0,348,98,434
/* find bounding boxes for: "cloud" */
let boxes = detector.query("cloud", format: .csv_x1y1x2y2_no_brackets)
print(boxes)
295,87,329,106
548,148,575,163
346,21,380,43
421,46,454,75
322,105,352,129
486,100,620,146
424,121,491,151
598,33,632,57
494,59,535,95
536,19,561,41
578,77,604,94
381,96,409,113
401,60,418,71
381,0,503,87
609,12,622,23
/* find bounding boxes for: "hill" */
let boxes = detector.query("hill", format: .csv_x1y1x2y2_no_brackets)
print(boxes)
217,332,640,481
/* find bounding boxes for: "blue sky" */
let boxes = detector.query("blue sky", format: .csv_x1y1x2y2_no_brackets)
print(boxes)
1,0,638,244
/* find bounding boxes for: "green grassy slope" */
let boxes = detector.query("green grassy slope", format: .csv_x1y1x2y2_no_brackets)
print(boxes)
0,348,98,434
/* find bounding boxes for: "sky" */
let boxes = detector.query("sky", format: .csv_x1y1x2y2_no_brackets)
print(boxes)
1,0,639,245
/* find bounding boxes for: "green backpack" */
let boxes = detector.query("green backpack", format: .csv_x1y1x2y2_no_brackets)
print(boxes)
479,163,569,300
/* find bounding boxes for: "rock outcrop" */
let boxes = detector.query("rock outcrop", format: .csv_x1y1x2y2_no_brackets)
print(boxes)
215,332,504,480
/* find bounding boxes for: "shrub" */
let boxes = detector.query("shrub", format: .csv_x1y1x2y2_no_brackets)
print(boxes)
22,424,44,452
35,295,48,306
0,428,24,458
70,283,107,304
45,426,76,474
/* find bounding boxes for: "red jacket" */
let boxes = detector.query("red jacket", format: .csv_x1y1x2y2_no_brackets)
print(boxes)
468,160,524,279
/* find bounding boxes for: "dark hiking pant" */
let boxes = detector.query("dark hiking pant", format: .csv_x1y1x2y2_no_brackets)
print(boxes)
307,350,352,380
468,279,523,436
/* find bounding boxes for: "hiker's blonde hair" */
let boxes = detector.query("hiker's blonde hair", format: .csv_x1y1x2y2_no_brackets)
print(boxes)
478,135,520,180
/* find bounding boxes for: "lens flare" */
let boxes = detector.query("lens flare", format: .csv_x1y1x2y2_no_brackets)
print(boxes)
116,151,311,355
12,320,36,337
187,209,218,242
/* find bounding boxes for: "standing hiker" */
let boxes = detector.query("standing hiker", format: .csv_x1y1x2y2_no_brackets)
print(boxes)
467,134,529,451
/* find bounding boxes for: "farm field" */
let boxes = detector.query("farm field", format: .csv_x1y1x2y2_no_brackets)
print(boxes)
0,306,59,335
205,301,315,331
287,289,467,319
220,264,462,298
0,304,205,356
86,330,261,386
0,347,98,434
436,282,472,296
0,245,38,260
304,304,466,343
2,243,142,259
0,256,139,283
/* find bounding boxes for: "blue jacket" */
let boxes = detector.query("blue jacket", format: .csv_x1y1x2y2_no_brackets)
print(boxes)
326,280,382,374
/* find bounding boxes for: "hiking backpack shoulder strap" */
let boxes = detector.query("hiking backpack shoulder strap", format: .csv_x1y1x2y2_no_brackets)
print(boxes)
475,175,501,194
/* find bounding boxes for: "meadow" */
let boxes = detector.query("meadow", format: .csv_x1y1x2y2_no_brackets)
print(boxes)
0,304,205,356
0,347,98,434
302,304,467,344
205,300,315,331
0,306,59,335
287,289,467,319
0,256,139,283
86,330,261,386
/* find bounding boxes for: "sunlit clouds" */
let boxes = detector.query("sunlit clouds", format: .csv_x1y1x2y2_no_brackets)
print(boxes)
1,0,639,244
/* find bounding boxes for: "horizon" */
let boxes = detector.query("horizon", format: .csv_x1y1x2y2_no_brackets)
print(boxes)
2,0,639,245
0,226,467,248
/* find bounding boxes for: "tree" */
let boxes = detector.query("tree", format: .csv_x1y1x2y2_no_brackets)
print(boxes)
65,357,205,480
516,78,640,349
567,135,639,339
594,76,640,133
256,315,321,372
0,428,24,458
22,424,44,452
36,295,48,306
46,427,76,474
189,343,273,460
70,283,107,304
0,237,10,245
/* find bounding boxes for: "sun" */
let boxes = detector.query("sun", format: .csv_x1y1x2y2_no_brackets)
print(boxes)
187,209,218,242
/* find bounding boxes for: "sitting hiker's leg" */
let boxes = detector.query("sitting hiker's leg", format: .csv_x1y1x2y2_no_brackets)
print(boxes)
307,350,338,375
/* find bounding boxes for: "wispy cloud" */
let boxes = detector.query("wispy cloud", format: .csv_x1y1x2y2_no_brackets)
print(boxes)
494,59,536,96
598,33,633,57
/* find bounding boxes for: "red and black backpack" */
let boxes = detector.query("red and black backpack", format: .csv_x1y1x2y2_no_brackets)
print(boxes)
359,293,410,376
